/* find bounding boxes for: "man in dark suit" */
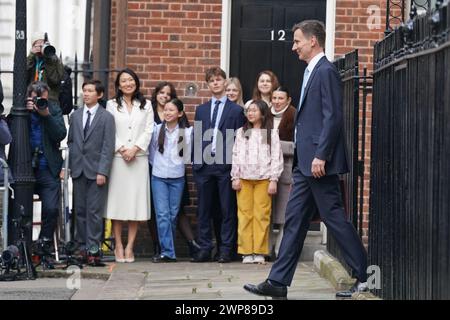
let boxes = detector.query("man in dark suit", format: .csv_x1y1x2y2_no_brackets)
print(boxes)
67,80,115,265
192,67,246,263
244,20,368,299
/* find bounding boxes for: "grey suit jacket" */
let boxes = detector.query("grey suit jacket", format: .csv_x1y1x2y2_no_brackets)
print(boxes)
68,106,116,180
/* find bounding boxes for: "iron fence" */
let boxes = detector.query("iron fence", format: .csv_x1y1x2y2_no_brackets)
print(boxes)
370,1,450,300
326,50,373,275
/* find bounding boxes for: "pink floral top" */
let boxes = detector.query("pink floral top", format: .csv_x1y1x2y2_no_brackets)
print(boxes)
231,127,284,181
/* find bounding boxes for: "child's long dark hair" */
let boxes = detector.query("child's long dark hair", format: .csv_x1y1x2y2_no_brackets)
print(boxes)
242,99,273,147
158,98,190,157
114,68,147,110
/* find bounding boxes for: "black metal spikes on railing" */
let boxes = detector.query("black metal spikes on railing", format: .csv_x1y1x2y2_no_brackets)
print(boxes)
377,0,449,68
385,0,435,35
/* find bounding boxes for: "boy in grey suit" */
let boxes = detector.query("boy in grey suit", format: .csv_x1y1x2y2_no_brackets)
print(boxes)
67,80,115,265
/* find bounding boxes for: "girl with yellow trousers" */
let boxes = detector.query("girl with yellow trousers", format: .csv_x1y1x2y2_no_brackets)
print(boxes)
231,100,283,264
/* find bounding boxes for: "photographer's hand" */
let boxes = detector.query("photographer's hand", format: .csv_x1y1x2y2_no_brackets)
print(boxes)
26,98,35,111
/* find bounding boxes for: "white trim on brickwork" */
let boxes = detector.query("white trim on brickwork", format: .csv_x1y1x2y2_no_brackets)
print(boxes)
325,0,336,61
322,0,337,245
220,0,232,74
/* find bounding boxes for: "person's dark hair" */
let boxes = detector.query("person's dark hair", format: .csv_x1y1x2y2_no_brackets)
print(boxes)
151,81,177,109
292,20,326,48
27,81,49,97
272,85,291,99
242,99,273,147
82,79,105,96
251,70,280,101
114,68,146,110
205,67,226,82
158,98,191,157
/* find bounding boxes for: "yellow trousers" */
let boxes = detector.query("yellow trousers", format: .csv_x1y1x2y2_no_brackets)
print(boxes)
236,179,272,255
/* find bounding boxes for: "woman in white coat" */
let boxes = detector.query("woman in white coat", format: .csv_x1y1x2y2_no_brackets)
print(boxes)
106,68,154,263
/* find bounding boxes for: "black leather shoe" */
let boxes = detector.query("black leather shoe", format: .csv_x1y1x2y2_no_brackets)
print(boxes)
217,253,231,263
152,255,177,263
187,240,201,258
153,242,161,257
191,250,211,262
243,280,287,298
335,280,368,298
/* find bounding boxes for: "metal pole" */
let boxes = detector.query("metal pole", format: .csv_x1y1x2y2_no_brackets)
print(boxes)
93,0,111,99
385,0,392,35
7,0,35,247
61,147,70,242
1,159,9,250
83,0,93,81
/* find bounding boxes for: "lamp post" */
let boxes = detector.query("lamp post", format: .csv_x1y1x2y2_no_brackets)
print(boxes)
7,0,35,247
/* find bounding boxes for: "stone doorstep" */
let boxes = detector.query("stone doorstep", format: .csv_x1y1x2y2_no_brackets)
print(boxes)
313,250,382,300
37,268,111,281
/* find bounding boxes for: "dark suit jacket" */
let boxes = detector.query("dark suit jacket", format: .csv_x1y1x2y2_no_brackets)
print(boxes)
192,98,245,171
35,100,67,178
295,56,349,177
68,106,115,180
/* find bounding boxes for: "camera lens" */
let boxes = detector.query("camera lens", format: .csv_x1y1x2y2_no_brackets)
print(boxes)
35,97,48,110
43,43,56,57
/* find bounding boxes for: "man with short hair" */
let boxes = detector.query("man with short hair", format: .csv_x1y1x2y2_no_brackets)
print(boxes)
191,67,246,263
68,80,115,265
244,20,368,299
25,81,67,243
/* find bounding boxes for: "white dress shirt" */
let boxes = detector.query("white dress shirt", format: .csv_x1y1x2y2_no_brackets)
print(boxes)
83,103,100,128
149,123,193,179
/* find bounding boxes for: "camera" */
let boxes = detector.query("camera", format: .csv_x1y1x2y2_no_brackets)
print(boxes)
42,32,56,58
34,96,48,110
32,147,43,169
26,96,48,112
1,245,20,268
32,96,48,110
42,42,56,58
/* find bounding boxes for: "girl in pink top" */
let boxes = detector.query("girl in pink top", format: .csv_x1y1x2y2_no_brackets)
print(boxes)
231,100,283,264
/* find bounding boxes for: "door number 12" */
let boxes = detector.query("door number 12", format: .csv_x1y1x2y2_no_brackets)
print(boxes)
270,30,286,41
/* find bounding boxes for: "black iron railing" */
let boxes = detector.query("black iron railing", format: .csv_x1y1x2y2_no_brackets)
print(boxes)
327,51,373,275
371,1,450,300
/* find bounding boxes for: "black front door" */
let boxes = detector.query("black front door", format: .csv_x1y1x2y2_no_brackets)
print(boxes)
230,0,327,107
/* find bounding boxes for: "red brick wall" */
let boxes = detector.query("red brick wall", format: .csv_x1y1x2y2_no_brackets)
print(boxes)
108,0,393,254
109,0,224,256
110,0,223,118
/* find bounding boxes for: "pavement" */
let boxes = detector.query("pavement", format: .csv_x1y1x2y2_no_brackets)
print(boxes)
1,250,382,301
1,258,337,300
